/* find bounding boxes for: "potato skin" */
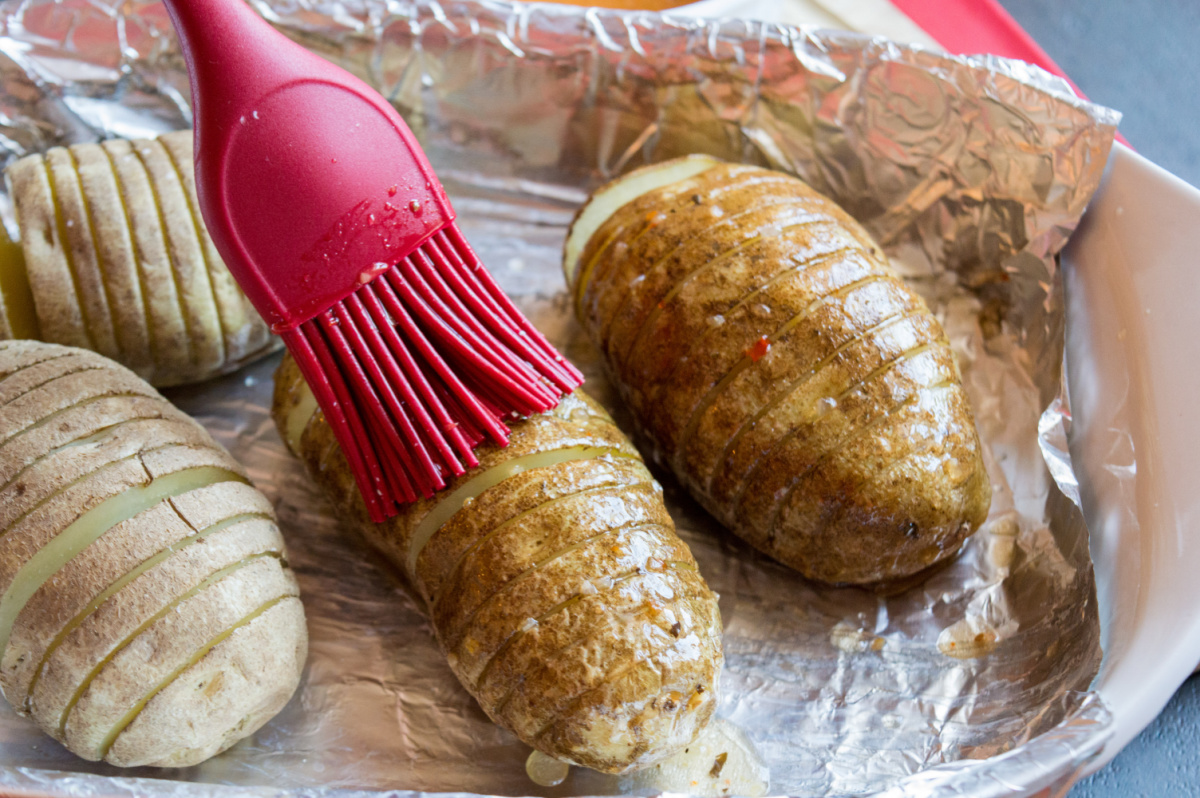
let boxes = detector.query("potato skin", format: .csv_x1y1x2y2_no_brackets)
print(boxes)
0,340,306,767
3,131,276,386
568,160,991,585
273,354,722,774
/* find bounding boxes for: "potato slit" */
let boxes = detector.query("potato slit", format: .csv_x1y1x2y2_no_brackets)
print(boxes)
157,140,230,364
529,596,699,742
0,466,248,656
818,380,966,541
471,557,690,691
428,478,635,610
708,308,924,493
617,218,842,371
283,384,321,455
0,390,156,452
40,161,95,349
54,550,283,737
729,340,944,515
837,377,961,485
64,148,124,362
96,593,293,758
406,446,638,577
487,579,686,716
128,144,196,370
315,430,339,473
0,410,169,495
0,349,69,387
531,659,655,742
595,195,821,351
22,511,273,710
675,273,892,461
573,226,629,320
0,364,105,410
650,244,858,392
565,156,722,288
278,378,325,462
2,442,196,539
0,224,39,339
762,382,956,542
0,366,109,414
450,516,668,653
99,144,160,371
574,174,799,318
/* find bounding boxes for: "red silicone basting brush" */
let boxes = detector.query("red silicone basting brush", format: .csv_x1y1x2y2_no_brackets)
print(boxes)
161,0,582,521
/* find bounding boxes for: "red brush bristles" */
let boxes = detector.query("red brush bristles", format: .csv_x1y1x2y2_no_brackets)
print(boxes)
282,229,584,523
160,0,584,522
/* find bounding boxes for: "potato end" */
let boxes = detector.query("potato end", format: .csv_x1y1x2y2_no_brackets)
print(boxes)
101,597,307,768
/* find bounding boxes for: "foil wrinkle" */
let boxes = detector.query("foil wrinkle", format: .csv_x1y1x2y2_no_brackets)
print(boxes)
0,1,1118,796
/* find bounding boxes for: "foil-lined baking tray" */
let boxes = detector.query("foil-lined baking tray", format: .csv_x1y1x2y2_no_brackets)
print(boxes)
0,1,1120,795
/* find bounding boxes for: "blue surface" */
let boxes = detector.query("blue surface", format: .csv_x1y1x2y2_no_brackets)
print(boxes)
993,2,1200,795
996,0,1200,187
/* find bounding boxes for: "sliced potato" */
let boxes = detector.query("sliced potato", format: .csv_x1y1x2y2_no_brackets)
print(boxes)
565,158,991,585
273,353,723,774
0,221,38,340
69,142,156,379
158,131,274,363
0,340,306,768
43,147,122,362
2,132,277,386
6,153,91,351
129,136,225,377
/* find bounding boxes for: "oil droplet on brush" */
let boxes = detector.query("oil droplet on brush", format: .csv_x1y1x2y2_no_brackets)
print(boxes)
358,262,391,285
526,751,569,787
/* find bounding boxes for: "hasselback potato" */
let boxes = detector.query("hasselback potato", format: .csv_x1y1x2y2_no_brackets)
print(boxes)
273,354,722,774
0,340,306,767
564,156,991,585
2,131,275,386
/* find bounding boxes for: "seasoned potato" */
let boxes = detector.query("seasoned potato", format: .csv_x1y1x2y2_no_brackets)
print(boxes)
0,341,306,767
1,131,276,386
273,354,722,774
564,156,991,585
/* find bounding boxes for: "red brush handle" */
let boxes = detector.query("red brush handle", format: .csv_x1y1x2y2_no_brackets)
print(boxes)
162,0,456,332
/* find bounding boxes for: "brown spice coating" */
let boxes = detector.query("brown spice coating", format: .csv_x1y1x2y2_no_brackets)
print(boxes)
273,354,723,774
568,160,991,584
0,341,306,767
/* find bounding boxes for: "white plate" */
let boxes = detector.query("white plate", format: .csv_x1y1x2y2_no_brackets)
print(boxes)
1062,144,1200,770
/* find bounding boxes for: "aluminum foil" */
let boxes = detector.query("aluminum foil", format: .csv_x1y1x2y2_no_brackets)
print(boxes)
0,1,1120,796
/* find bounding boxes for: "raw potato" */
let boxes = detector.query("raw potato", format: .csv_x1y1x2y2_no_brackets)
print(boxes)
273,354,723,774
2,131,276,386
0,340,306,767
564,156,991,585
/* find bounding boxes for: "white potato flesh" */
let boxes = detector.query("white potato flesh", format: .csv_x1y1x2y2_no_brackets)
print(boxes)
562,155,721,284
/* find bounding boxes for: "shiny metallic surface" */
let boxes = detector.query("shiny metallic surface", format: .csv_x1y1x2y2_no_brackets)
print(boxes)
0,1,1118,795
